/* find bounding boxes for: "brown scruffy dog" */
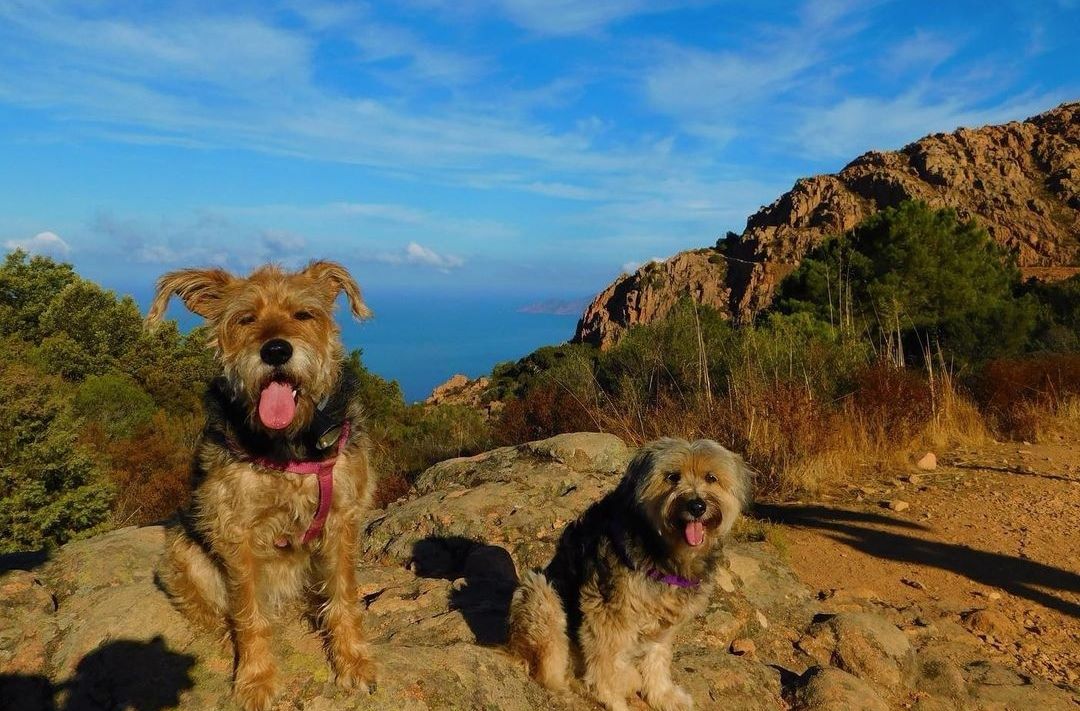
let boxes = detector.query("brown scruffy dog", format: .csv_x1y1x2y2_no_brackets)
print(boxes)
508,438,751,711
146,261,377,711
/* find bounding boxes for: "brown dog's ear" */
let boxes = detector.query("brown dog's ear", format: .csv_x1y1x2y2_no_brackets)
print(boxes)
301,260,373,321
146,268,234,326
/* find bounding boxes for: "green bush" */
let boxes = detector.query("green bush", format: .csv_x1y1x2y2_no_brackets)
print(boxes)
36,280,145,380
0,363,115,553
73,372,157,439
1024,274,1080,352
0,249,78,342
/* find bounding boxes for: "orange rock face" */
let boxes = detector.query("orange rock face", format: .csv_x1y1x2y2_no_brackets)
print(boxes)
576,102,1080,347
573,249,730,348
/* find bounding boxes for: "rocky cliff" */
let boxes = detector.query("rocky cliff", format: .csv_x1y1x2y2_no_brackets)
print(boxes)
1,433,1076,710
575,101,1080,347
573,250,730,348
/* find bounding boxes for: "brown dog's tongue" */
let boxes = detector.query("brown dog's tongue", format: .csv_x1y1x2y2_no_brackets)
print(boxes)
684,521,705,547
258,381,296,430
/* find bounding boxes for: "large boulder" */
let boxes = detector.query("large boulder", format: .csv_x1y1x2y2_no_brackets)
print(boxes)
792,666,890,711
797,612,916,690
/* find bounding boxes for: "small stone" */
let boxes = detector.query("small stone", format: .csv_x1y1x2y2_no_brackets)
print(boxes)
886,500,910,512
916,452,937,471
714,568,736,593
730,638,756,656
987,591,1002,601
755,610,769,629
962,609,1020,640
901,578,926,591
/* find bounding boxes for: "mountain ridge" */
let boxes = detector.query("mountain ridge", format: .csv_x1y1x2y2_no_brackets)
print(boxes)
574,101,1080,348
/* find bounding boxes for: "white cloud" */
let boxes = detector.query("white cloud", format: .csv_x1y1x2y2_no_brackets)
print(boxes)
365,242,465,271
487,0,655,34
404,242,465,270
883,30,958,72
91,211,301,269
642,2,870,140
260,229,306,253
411,0,686,35
5,231,71,258
793,90,1068,159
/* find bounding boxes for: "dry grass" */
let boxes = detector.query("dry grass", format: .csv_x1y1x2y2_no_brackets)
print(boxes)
84,410,201,526
502,354,1022,500
583,358,997,498
975,354,1080,442
488,315,1078,500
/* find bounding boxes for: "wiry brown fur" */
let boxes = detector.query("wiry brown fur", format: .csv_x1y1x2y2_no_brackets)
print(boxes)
508,438,751,711
148,261,377,711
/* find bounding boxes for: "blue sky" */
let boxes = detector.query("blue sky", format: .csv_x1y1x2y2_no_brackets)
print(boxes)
0,0,1077,396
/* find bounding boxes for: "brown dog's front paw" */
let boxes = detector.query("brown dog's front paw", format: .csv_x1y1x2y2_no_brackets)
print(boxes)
334,645,378,694
234,664,277,711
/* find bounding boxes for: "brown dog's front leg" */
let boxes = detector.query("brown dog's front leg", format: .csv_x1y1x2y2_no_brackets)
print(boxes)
223,539,277,711
316,511,377,692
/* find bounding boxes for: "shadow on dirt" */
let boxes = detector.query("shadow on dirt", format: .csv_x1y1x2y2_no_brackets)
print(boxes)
755,503,1080,618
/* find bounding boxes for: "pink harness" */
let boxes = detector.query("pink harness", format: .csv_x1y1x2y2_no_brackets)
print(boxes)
252,421,350,546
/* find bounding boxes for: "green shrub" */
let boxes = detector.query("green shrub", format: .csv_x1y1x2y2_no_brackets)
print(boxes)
0,363,115,552
0,250,78,342
73,372,157,439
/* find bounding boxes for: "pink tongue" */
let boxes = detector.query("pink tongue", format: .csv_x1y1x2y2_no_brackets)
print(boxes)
684,521,705,547
258,381,296,430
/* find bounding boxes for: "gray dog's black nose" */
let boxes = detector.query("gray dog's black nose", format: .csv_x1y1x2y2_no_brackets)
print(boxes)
685,498,707,518
260,338,293,366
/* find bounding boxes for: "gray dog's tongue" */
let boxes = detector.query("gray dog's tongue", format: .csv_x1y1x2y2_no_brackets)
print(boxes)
258,381,296,430
684,520,705,547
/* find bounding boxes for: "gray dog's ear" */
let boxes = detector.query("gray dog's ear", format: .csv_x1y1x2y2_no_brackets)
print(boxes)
146,268,234,326
301,260,373,321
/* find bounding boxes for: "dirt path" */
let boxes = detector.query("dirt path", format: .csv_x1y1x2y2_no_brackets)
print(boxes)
759,441,1080,688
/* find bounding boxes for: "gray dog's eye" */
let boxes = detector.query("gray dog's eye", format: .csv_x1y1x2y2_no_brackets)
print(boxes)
665,472,681,483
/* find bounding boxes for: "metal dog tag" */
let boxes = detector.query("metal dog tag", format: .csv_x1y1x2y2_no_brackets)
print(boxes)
316,425,342,451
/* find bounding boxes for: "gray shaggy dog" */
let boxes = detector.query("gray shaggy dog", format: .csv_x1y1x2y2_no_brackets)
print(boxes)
508,438,751,711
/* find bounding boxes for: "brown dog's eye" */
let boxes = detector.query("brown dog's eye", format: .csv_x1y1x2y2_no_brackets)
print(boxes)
294,310,315,321
665,472,681,484
237,314,256,326
705,473,718,483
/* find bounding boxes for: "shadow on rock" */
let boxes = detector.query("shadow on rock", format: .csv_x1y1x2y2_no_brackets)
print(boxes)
411,535,519,646
0,548,50,574
0,636,196,711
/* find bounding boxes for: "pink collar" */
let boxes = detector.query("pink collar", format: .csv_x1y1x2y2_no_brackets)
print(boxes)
647,568,700,589
252,421,350,545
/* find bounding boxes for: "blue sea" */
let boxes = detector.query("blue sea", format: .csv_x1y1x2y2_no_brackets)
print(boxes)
128,284,579,402
341,290,578,401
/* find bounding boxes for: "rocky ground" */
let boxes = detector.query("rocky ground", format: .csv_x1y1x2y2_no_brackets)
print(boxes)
2,433,1078,710
769,440,1080,693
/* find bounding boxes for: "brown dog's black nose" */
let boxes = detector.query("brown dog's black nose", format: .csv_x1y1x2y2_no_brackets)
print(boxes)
260,338,293,366
685,498,707,518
